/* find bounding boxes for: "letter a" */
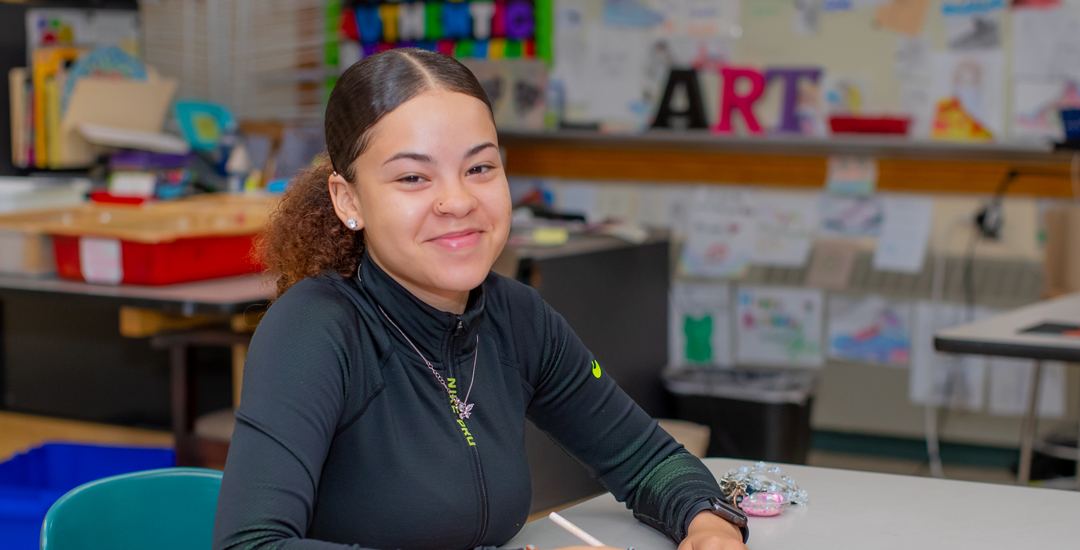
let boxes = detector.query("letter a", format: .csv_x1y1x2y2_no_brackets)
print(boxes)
651,69,708,129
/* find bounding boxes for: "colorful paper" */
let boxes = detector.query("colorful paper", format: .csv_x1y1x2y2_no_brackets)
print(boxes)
1012,6,1080,81
988,359,1066,418
873,195,934,273
793,0,821,35
819,195,884,238
669,282,733,367
826,156,878,196
823,75,869,115
636,185,696,236
462,58,548,130
805,239,860,289
827,295,913,366
735,286,824,367
930,51,1005,141
909,301,986,410
942,0,1004,51
874,0,932,36
752,192,819,267
682,207,757,277
1012,78,1080,140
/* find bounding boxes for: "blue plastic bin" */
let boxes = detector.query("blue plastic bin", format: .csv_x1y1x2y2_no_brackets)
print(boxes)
0,443,175,549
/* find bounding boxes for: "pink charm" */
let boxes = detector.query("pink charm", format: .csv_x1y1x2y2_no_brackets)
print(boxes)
740,492,786,517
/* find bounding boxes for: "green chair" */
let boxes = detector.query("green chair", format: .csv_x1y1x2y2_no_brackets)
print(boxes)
40,467,222,550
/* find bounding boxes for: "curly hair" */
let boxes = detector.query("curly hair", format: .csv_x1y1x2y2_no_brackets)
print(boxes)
257,154,363,298
258,48,491,298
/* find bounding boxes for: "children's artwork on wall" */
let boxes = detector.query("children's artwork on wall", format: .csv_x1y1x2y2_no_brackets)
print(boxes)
819,195,884,238
736,286,824,367
752,192,819,267
793,0,822,35
873,195,934,273
604,0,664,27
873,0,932,36
681,205,758,277
930,51,1005,141
827,295,913,366
1012,5,1080,81
825,156,878,196
988,359,1066,418
25,9,141,61
669,282,733,367
1011,78,1080,140
649,0,741,38
909,301,986,410
462,58,548,130
636,184,696,236
942,0,1005,51
805,239,860,289
823,75,869,116
681,188,758,277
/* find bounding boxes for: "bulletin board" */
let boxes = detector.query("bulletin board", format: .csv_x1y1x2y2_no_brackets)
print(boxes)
549,0,1079,145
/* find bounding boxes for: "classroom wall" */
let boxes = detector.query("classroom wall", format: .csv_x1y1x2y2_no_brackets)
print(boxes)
520,175,1068,447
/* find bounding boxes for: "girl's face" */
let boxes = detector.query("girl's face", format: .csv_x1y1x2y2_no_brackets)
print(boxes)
329,90,511,312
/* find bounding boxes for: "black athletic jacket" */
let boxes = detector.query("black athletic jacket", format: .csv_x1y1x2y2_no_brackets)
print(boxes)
213,252,745,549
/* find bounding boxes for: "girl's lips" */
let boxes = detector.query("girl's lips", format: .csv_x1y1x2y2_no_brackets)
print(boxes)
430,230,482,249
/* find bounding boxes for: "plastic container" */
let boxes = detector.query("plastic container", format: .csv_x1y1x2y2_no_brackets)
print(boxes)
828,116,910,135
0,443,175,550
45,200,268,285
52,233,261,285
0,205,142,277
663,367,818,463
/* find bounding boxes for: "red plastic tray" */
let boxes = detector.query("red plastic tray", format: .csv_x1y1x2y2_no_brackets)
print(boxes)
829,116,910,135
52,233,262,286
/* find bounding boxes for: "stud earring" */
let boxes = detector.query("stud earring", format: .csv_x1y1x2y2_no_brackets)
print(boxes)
346,219,358,230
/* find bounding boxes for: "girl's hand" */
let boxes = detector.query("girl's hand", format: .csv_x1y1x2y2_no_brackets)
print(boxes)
677,510,749,550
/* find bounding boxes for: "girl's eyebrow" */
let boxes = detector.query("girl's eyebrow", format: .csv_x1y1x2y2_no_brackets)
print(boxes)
464,142,497,159
383,152,435,166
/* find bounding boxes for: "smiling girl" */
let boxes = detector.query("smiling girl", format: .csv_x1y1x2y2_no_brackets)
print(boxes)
212,49,749,550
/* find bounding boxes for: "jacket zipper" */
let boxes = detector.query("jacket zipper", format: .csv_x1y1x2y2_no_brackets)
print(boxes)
449,316,489,548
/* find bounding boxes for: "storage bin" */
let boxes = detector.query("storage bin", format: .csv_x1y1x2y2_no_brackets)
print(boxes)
0,443,175,550
0,205,142,277
0,196,271,283
45,200,268,285
663,367,818,464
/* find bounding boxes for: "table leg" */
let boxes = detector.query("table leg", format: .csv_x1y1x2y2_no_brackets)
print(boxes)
1017,360,1043,485
231,343,247,408
1076,396,1080,491
169,344,197,467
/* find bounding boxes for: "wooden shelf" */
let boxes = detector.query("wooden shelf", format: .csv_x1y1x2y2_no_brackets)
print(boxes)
499,130,1078,198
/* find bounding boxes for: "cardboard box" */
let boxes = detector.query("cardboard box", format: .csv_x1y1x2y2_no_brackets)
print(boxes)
1043,205,1080,297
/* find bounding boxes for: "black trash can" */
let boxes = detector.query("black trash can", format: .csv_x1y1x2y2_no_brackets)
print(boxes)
663,368,818,464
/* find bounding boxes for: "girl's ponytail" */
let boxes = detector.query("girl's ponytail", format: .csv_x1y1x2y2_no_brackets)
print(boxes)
257,154,363,298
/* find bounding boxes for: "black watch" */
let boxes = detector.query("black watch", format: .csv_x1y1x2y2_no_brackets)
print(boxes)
707,496,748,528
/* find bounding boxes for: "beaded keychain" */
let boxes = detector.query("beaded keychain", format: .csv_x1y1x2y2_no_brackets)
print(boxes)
719,462,808,517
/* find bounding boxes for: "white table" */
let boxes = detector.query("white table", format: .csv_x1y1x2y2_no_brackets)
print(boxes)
934,292,1080,485
505,458,1080,550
